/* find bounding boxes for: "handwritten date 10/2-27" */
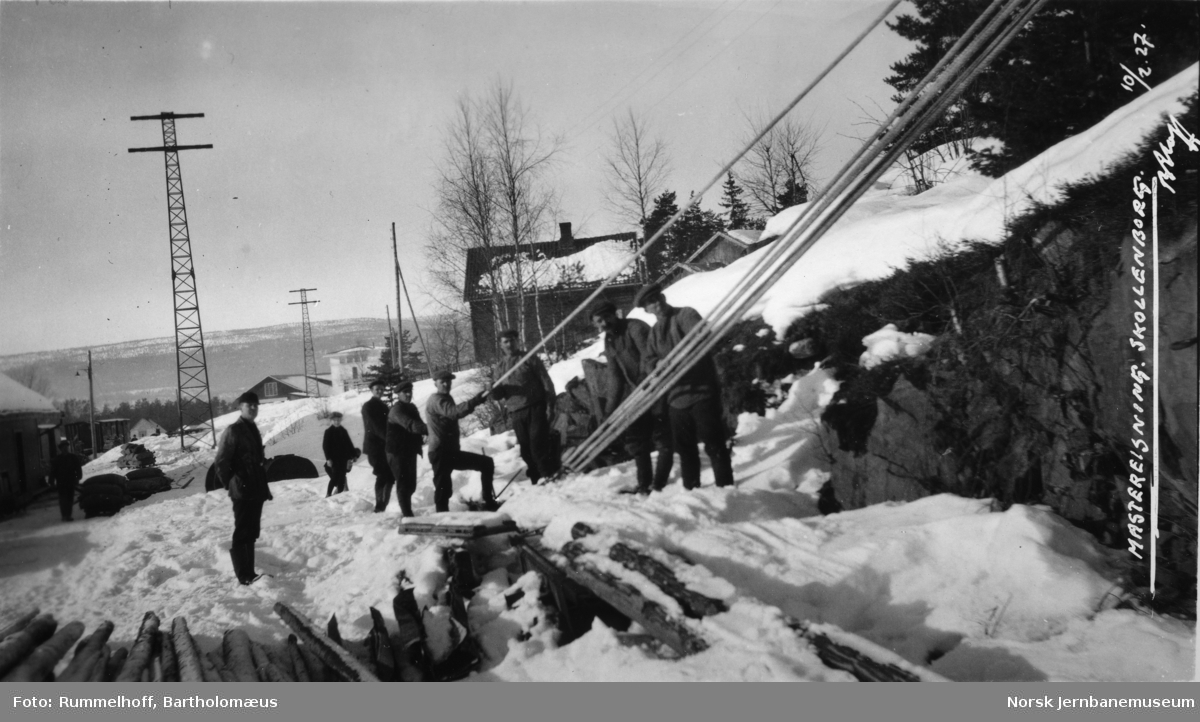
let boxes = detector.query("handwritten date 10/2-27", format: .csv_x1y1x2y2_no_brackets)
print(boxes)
1121,27,1154,94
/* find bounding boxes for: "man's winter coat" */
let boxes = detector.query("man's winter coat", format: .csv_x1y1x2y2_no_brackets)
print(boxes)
361,396,389,462
322,425,358,465
214,417,273,502
648,305,721,409
601,317,654,417
386,400,428,457
491,352,556,413
425,392,476,456
50,452,84,487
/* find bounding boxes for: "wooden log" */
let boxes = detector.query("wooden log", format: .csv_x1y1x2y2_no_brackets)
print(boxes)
159,628,179,682
197,646,222,683
285,636,310,683
390,592,428,682
86,645,111,682
170,618,205,683
569,523,728,619
272,603,379,682
366,608,397,682
115,611,160,681
104,646,129,682
205,650,237,683
2,621,85,682
0,613,57,679
250,639,294,683
59,620,114,681
0,609,40,642
547,540,708,657
785,618,947,683
264,643,298,682
222,630,259,682
295,639,328,682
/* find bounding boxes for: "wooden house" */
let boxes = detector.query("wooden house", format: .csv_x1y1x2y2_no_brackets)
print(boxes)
0,371,61,498
130,418,167,439
660,229,770,285
245,374,333,404
324,346,383,393
463,222,648,364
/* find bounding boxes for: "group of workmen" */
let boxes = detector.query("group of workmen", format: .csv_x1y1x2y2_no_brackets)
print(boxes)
210,281,733,585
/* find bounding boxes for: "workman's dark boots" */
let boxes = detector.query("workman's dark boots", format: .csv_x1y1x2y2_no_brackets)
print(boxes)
634,453,653,495
230,544,263,586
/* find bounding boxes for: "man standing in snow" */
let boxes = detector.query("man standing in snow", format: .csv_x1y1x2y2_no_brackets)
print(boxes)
362,379,394,513
425,370,495,512
50,439,84,522
214,391,273,585
386,381,427,517
591,302,673,494
490,329,559,485
322,412,358,497
635,283,734,490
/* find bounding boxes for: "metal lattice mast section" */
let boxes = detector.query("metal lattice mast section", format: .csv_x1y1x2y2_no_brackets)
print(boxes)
289,289,320,398
129,112,217,452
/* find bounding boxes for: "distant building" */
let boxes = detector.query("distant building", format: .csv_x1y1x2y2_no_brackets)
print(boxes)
245,374,333,404
324,346,383,393
0,371,62,497
130,418,167,439
463,222,648,364
62,419,130,455
661,229,769,285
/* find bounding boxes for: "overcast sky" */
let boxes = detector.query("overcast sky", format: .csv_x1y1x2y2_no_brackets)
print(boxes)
0,0,910,356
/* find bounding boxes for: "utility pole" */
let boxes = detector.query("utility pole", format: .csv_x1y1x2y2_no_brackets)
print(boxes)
289,289,321,399
392,223,405,375
129,111,217,451
83,351,96,460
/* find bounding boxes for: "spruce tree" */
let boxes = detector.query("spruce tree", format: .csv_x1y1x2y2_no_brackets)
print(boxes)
885,1,1199,177
718,172,752,228
641,191,680,279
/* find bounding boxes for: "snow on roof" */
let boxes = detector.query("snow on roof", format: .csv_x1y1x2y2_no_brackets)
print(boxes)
273,374,333,391
663,63,1199,337
476,239,641,295
0,371,58,416
725,228,764,245
325,346,379,357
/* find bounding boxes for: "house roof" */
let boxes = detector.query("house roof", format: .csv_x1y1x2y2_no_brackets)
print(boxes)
683,229,768,266
463,231,640,303
131,418,166,430
0,371,58,417
325,346,380,358
255,374,334,396
725,228,764,245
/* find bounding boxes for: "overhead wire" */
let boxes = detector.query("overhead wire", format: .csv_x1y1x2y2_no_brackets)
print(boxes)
561,0,1048,472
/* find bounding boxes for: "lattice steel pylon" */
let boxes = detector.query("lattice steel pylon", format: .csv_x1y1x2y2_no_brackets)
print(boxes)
289,289,321,398
129,112,217,451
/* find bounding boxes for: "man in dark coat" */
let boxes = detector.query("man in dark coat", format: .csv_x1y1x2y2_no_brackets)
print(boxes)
491,329,559,485
591,302,673,494
386,381,428,517
635,283,734,490
425,370,494,512
214,391,273,585
361,379,395,513
322,411,358,497
50,439,84,522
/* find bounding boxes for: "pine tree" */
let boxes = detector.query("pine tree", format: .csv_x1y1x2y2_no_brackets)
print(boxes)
718,172,753,228
885,1,1200,177
669,193,726,267
775,177,808,210
641,191,680,279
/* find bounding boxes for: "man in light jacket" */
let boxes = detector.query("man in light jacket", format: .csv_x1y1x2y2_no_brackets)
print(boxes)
425,370,494,512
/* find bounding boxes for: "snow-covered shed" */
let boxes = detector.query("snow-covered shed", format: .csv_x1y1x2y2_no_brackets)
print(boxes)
245,374,333,404
661,228,768,285
130,418,167,439
0,371,61,498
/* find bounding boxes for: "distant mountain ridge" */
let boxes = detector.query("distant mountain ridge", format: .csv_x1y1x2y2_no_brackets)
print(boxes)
0,318,408,406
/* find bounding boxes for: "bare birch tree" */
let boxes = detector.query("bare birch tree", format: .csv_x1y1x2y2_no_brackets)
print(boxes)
603,108,671,227
738,112,823,217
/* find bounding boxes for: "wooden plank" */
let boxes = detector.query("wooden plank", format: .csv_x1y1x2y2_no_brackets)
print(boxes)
272,603,379,682
786,618,949,683
399,517,518,539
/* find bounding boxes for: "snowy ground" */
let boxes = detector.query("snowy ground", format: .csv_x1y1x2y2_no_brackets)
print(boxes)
1,66,1194,683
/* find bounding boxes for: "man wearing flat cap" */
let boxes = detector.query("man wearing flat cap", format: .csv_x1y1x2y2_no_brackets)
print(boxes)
50,439,84,522
322,411,358,497
634,283,735,490
591,301,673,494
362,379,395,512
386,380,427,517
215,391,273,585
491,328,559,486
425,370,495,512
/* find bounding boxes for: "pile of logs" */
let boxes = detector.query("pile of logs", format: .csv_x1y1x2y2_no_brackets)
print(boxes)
77,475,134,519
124,467,172,500
116,444,156,470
